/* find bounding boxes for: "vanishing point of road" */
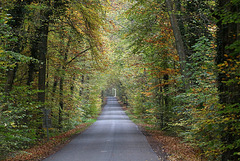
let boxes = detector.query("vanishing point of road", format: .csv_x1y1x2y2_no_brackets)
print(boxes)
43,97,160,161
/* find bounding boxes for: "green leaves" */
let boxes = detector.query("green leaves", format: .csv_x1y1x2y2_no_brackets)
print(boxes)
0,1,108,159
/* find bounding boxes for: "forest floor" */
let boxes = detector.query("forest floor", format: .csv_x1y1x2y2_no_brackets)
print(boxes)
119,101,204,161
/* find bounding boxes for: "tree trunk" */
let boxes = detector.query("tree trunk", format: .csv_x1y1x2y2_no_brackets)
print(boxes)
33,1,51,137
216,0,240,160
4,66,18,94
71,75,75,95
59,76,64,129
52,76,58,93
165,0,188,89
37,22,49,105
58,39,69,129
163,73,169,125
79,74,84,96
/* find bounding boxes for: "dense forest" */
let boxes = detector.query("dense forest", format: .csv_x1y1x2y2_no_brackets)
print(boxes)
0,0,239,160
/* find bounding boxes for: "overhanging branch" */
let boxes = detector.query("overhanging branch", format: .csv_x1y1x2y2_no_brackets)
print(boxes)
65,47,91,66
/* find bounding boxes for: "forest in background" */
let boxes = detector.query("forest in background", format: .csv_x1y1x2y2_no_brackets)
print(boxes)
0,0,239,160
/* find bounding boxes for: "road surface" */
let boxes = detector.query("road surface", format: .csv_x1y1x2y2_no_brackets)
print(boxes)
43,97,159,161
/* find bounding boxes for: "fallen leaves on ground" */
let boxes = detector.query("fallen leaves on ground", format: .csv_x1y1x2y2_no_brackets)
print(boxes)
4,123,91,161
138,123,205,161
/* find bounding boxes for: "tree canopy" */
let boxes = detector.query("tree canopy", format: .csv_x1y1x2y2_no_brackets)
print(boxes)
0,0,239,160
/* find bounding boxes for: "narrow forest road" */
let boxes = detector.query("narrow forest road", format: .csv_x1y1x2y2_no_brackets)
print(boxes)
43,97,160,161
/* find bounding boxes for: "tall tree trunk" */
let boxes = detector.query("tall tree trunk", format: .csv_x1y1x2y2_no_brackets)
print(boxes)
80,74,84,96
216,0,240,160
59,75,64,129
4,66,18,94
71,75,75,95
165,0,188,89
33,1,51,137
163,73,169,125
27,42,38,86
58,37,70,129
52,76,59,93
37,21,49,105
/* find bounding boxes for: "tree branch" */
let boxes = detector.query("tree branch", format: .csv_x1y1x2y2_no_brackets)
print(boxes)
65,47,91,66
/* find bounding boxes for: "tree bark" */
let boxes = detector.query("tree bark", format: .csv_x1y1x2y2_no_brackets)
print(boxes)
165,0,187,89
37,21,49,104
59,75,64,129
216,1,240,160
4,66,18,94
33,1,51,137
80,74,85,96
71,75,75,95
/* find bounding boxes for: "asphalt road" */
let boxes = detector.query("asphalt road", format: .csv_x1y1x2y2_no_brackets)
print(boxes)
43,97,159,161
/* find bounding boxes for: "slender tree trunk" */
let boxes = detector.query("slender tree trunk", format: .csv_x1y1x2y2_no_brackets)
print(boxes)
27,62,35,86
32,1,51,137
52,76,58,93
80,74,84,96
27,42,38,86
165,0,188,89
163,73,169,124
156,77,164,129
58,37,70,129
86,75,90,100
59,75,64,129
37,23,49,105
4,66,18,94
71,75,75,95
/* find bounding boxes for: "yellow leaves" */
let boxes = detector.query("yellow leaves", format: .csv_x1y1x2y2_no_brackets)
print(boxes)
217,56,239,82
210,43,217,49
217,63,224,67
173,54,179,61
206,71,213,75
224,61,228,67
142,92,153,97
222,117,231,122
10,122,16,128
229,67,236,72
201,66,207,70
